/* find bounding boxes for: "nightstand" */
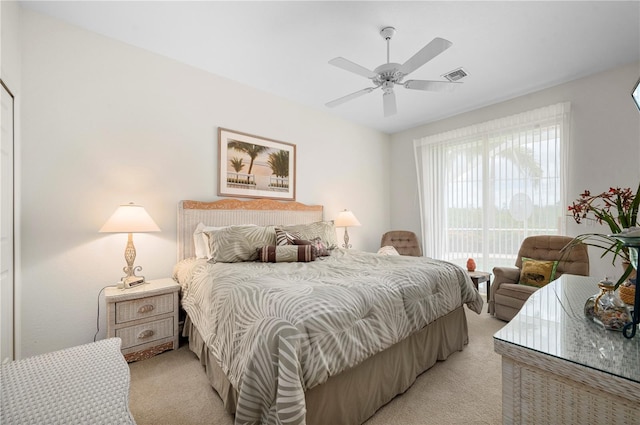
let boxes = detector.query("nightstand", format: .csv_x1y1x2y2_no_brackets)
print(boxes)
105,278,180,362
467,270,491,312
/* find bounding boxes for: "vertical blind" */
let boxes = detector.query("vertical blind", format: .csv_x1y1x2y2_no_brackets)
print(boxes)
413,102,570,272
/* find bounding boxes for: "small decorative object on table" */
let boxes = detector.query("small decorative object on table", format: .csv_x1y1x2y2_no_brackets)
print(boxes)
584,277,631,331
619,279,637,305
466,258,476,272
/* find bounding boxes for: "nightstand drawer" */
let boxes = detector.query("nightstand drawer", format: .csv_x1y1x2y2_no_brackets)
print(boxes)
115,293,174,323
116,317,174,349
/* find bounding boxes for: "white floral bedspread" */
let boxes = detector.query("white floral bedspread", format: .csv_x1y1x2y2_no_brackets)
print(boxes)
174,249,482,425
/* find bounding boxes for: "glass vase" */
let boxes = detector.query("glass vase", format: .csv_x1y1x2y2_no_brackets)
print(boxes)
584,278,630,331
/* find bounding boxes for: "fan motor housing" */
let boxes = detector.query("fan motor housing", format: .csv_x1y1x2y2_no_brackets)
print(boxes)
373,63,403,84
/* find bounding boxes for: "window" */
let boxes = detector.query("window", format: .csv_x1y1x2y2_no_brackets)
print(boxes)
413,103,570,279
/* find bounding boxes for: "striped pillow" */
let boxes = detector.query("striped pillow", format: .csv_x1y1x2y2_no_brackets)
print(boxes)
257,245,317,263
274,227,302,246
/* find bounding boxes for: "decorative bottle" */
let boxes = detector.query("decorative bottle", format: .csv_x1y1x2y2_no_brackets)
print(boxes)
584,277,630,331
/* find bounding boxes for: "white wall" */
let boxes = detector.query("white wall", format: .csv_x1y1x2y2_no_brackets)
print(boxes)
391,61,640,282
1,2,21,87
18,9,390,357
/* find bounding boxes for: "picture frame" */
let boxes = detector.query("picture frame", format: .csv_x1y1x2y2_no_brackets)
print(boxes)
218,128,296,201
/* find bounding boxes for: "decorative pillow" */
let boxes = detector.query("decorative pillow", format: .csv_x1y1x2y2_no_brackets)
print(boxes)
377,246,400,256
205,225,276,263
519,257,559,288
257,245,317,263
274,227,302,246
280,221,338,250
308,237,329,256
292,239,312,246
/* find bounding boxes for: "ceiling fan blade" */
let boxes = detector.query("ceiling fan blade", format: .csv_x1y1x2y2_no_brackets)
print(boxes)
398,37,453,76
383,90,397,117
404,80,461,92
326,87,376,108
328,57,377,79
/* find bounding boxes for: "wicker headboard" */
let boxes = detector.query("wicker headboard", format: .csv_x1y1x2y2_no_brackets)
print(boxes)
177,199,324,261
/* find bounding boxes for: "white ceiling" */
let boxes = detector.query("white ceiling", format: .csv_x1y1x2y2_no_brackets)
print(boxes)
20,1,640,134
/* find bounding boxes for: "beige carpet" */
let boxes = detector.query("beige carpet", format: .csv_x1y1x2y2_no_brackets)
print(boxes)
129,306,506,425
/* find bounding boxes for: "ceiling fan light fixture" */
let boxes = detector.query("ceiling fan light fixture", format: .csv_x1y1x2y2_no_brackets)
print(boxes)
442,67,468,82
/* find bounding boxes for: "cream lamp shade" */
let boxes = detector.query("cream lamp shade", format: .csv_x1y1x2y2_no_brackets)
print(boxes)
334,210,362,228
334,209,361,249
99,203,161,233
100,203,160,288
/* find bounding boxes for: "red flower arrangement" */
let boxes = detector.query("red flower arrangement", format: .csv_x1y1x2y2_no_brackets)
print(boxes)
568,186,638,231
565,183,640,289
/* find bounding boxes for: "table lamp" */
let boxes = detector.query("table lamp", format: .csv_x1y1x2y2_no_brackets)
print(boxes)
99,202,160,288
334,209,361,249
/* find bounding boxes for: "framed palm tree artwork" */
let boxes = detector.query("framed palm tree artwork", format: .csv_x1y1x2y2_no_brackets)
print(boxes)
218,128,296,201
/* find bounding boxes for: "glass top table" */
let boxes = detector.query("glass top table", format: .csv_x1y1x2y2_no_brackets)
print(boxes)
494,274,640,384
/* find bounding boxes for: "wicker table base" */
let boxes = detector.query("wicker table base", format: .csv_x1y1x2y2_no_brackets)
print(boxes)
496,340,640,424
494,276,640,424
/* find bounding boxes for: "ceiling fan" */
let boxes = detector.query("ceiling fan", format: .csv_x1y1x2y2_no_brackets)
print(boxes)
326,27,462,117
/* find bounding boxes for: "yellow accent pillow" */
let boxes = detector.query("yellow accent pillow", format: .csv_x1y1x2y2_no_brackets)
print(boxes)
519,257,559,288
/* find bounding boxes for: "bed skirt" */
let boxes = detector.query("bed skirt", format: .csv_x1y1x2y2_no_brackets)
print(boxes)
184,305,469,425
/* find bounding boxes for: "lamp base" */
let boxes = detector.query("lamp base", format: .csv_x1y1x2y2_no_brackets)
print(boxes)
342,228,351,249
120,233,146,289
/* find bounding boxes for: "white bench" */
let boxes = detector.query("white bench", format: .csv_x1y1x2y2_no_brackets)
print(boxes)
1,338,136,424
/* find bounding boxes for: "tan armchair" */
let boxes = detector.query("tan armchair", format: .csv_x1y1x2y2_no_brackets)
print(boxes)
489,235,589,321
380,231,422,257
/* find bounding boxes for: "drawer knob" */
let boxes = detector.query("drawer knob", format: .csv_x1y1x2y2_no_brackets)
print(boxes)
138,329,155,339
138,304,155,314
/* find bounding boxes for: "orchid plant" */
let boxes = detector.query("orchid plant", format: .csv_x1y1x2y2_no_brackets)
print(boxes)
564,182,640,289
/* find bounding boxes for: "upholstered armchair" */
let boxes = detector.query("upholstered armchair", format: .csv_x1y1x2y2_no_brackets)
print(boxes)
380,231,422,257
489,235,589,321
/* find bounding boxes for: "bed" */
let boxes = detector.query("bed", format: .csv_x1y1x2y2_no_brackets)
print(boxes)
173,198,483,425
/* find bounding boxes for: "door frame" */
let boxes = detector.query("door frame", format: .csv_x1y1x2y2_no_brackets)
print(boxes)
1,78,15,362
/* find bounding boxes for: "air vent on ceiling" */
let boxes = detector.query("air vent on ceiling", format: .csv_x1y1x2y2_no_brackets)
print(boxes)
442,67,468,82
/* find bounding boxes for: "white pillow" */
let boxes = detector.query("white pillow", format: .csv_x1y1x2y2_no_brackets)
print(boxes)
193,223,224,259
377,246,400,256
